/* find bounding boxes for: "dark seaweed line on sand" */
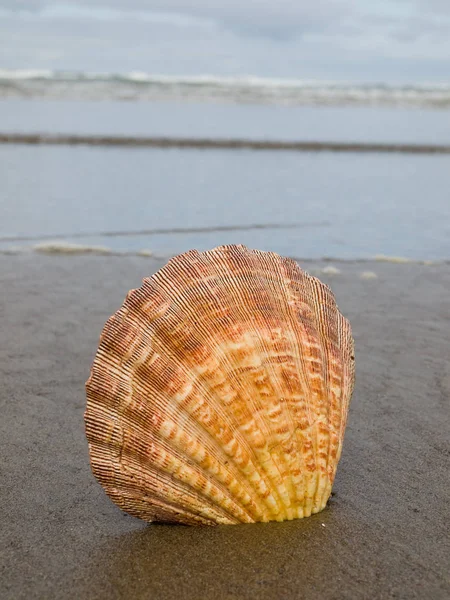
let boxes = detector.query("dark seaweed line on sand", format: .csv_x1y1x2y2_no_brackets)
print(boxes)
1,133,450,154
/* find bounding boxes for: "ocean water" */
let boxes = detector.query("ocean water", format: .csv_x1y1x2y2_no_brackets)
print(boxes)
2,99,450,146
2,70,450,108
1,98,450,261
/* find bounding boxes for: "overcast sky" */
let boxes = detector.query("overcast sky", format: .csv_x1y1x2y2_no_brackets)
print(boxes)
1,1,449,81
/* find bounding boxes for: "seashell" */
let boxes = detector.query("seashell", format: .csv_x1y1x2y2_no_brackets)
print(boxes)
85,245,355,526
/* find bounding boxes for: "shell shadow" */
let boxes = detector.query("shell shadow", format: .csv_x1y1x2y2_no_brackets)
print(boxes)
74,501,351,600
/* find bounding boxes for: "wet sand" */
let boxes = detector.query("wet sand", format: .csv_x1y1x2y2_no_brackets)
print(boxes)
1,255,449,599
1,133,450,154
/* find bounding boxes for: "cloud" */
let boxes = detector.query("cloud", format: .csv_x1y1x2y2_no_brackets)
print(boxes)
0,0,354,39
0,1,449,80
105,0,353,39
1,0,449,41
416,0,450,14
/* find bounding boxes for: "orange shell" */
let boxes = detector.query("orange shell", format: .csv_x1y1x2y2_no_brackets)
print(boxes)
85,245,355,525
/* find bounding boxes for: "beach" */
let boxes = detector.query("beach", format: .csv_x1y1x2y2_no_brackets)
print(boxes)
2,115,450,262
2,253,449,599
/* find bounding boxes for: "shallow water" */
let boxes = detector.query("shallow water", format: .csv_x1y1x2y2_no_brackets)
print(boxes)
2,99,450,145
1,140,449,260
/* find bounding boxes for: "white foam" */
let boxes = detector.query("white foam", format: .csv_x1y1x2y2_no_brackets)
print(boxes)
0,68,54,80
360,271,378,280
374,254,412,263
0,246,27,255
34,241,112,255
320,265,341,275
1,69,449,107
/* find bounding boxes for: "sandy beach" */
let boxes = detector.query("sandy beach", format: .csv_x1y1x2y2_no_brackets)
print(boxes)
1,254,449,599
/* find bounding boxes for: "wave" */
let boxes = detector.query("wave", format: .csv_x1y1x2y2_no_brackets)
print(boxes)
1,69,450,108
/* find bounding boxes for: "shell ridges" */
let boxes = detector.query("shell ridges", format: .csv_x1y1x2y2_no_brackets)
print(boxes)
85,245,355,525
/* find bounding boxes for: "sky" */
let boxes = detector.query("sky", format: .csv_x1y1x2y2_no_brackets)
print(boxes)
1,1,450,81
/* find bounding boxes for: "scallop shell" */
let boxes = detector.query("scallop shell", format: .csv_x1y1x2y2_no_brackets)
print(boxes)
85,245,355,525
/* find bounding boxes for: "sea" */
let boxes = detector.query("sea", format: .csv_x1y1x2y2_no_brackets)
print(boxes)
1,69,450,261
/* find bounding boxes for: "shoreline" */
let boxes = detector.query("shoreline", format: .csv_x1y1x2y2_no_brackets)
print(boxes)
0,244,448,265
1,132,450,154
